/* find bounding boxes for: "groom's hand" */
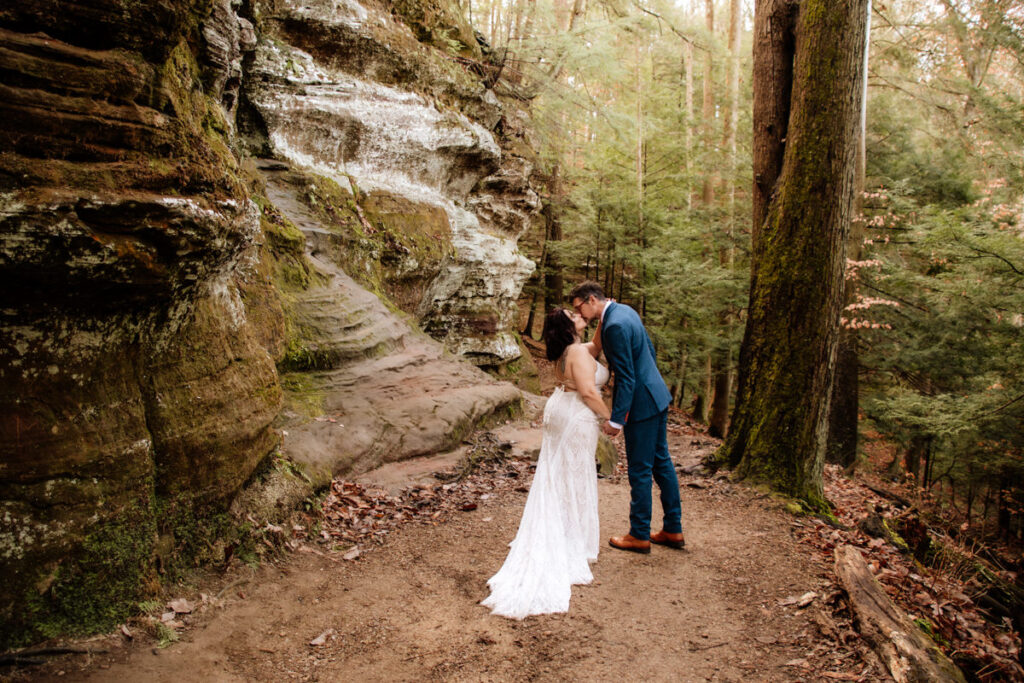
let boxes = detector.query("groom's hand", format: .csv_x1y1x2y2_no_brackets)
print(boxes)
601,421,621,437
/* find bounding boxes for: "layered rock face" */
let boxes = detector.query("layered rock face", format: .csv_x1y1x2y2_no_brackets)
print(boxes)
246,0,537,364
0,0,538,646
260,166,522,485
0,0,281,644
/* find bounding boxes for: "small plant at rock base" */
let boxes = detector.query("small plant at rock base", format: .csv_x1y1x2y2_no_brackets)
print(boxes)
137,600,163,615
155,622,180,648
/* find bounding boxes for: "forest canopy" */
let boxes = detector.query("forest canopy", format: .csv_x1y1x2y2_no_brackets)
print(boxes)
469,0,1024,540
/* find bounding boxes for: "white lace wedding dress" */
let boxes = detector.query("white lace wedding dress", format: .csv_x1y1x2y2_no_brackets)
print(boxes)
481,361,609,619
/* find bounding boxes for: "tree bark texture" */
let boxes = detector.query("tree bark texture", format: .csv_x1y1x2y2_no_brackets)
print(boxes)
727,0,798,460
684,41,694,209
542,199,563,313
827,330,859,466
708,0,744,440
522,286,539,339
750,0,798,245
708,349,731,438
827,0,870,468
542,164,564,312
694,353,712,424
701,0,716,207
721,0,869,509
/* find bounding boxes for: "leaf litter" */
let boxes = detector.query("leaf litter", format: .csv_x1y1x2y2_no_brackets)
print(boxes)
788,464,1024,681
315,432,534,561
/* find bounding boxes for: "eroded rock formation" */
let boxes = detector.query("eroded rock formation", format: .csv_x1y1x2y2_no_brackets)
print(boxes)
245,0,536,363
0,0,539,645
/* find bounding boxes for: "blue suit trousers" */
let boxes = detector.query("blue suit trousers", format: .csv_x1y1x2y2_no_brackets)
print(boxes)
623,409,682,540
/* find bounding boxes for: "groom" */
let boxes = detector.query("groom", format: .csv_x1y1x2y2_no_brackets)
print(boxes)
570,281,684,554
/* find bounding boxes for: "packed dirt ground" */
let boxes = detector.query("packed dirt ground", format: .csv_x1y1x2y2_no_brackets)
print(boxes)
9,413,898,683
8,345,1019,681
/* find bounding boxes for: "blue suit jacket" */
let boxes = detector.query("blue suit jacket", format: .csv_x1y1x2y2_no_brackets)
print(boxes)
600,302,672,425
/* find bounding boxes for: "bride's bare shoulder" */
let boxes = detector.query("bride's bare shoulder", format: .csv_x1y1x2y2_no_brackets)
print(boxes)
565,343,595,363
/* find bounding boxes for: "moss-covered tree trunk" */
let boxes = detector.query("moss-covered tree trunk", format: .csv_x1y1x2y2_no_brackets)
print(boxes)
827,4,871,469
726,0,797,456
718,0,869,509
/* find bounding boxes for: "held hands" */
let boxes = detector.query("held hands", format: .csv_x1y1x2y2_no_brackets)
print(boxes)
601,421,621,437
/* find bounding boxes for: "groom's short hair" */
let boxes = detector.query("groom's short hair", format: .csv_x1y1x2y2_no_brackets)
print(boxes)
569,281,606,303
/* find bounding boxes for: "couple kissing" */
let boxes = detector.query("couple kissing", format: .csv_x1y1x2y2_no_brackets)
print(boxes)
481,281,684,620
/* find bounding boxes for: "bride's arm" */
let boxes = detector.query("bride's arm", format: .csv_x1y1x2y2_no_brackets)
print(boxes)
566,346,611,420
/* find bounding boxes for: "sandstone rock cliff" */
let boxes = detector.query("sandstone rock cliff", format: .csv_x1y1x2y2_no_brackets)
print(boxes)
0,0,539,646
244,0,537,363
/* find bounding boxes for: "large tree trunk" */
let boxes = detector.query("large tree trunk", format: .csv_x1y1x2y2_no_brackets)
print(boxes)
694,353,712,424
708,349,731,438
827,326,859,466
683,42,694,210
697,0,717,431
827,2,871,468
708,0,743,440
905,434,927,484
672,333,689,408
726,0,798,461
522,286,540,339
701,0,716,207
542,166,564,312
635,39,647,314
750,0,798,246
718,0,869,509
542,201,563,312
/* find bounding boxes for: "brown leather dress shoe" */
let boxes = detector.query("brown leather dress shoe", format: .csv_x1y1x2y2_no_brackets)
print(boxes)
650,529,686,549
608,534,651,554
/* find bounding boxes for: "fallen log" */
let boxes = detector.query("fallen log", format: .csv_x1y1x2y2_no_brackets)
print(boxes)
834,545,966,683
864,483,912,508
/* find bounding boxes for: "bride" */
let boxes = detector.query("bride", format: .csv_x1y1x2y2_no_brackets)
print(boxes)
481,307,611,619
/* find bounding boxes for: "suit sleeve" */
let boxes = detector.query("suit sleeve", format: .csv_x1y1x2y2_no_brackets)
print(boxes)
604,323,635,425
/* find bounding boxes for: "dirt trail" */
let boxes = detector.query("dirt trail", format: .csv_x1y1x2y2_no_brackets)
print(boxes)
19,423,892,683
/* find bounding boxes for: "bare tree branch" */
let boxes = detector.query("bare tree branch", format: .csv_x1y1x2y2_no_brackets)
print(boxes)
630,2,709,51
964,245,1024,276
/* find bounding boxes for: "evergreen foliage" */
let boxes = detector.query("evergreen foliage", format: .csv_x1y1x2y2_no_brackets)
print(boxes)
483,0,751,412
474,0,1023,538
852,0,1024,537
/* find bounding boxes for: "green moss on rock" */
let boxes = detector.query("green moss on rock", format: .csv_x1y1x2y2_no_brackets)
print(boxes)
281,171,454,316
387,0,479,58
278,372,327,418
22,494,157,645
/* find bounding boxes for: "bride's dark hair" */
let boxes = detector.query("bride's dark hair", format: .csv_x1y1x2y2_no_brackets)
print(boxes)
542,308,577,361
